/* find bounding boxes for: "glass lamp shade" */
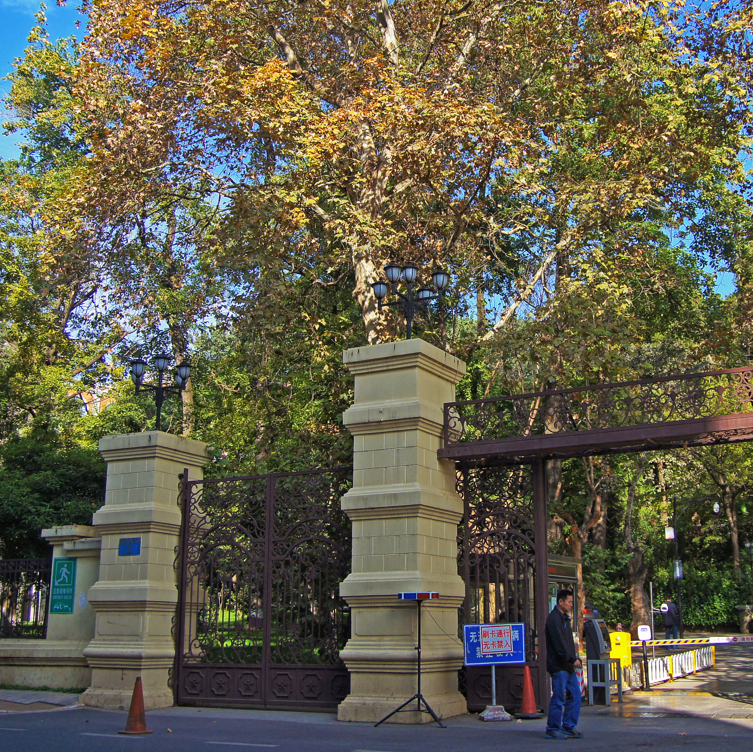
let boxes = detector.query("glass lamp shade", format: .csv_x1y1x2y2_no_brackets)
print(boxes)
154,354,171,373
384,262,402,284
416,287,433,300
176,361,191,382
401,263,418,283
175,373,187,389
372,281,389,300
432,269,450,290
713,502,721,514
130,358,147,384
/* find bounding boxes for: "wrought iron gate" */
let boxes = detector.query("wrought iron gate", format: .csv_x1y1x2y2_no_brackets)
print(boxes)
458,460,549,712
175,467,352,709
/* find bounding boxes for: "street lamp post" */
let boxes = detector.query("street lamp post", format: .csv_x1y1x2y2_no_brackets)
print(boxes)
371,262,450,340
665,495,720,638
129,354,191,432
745,541,753,605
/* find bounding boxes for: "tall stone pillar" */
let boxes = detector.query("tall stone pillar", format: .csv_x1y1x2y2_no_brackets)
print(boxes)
80,431,208,710
337,339,468,723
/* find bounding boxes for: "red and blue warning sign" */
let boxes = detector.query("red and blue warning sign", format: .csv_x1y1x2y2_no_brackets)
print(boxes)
463,623,526,666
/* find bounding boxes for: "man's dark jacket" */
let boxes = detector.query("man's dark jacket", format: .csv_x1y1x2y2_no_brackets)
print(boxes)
545,606,578,674
663,601,679,627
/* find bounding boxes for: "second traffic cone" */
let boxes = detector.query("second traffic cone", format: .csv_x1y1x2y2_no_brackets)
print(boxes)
119,677,153,735
514,665,543,719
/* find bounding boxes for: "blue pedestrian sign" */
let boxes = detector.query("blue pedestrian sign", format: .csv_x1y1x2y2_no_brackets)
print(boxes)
463,623,526,666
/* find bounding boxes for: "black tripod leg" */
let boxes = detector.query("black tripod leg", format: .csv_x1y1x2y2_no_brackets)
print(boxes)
374,694,421,727
418,695,446,728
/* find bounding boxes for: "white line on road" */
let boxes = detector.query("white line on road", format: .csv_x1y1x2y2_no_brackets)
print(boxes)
205,744,278,748
0,728,27,731
80,733,147,738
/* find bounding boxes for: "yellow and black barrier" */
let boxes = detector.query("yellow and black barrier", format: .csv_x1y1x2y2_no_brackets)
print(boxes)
629,635,753,647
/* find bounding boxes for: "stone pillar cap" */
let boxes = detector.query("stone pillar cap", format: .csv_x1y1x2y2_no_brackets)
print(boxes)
98,430,209,465
42,525,98,543
343,339,466,381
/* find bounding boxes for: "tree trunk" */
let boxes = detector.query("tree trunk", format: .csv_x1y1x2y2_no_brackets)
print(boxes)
626,545,651,638
723,485,741,577
591,500,608,572
565,526,586,642
624,455,650,638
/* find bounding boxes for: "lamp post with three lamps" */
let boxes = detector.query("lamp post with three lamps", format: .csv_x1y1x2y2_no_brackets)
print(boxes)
371,262,450,340
664,495,721,638
129,354,191,432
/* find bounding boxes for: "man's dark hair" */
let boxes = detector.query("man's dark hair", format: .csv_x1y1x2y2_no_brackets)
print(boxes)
557,589,574,604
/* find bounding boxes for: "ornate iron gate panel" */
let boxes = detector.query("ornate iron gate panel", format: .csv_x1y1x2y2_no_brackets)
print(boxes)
176,468,352,709
458,460,549,712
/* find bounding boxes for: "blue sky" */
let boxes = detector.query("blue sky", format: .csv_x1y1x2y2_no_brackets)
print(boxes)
1,0,82,160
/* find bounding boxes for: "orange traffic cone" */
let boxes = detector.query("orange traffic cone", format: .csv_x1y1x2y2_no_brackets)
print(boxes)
514,665,543,719
119,677,153,735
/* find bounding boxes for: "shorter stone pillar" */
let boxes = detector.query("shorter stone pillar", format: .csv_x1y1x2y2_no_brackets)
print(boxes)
0,526,100,690
337,339,468,723
80,431,208,710
42,526,101,644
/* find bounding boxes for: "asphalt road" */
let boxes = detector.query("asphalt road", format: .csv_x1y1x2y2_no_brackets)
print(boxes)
2,703,753,752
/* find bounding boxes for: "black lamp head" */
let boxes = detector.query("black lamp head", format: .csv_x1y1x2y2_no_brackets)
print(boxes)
372,281,388,301
154,354,171,373
130,358,147,385
384,262,401,284
401,263,418,284
432,269,450,291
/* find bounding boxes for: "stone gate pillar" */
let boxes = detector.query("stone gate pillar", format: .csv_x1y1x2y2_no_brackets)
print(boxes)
80,431,208,710
337,339,468,723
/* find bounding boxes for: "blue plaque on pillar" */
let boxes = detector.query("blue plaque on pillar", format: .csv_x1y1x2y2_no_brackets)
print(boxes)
118,537,142,556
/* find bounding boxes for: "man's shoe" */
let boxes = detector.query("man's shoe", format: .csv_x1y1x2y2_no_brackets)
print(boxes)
544,730,569,740
562,727,584,739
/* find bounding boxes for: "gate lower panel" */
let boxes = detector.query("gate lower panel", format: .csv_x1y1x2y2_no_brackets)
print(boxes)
178,664,350,708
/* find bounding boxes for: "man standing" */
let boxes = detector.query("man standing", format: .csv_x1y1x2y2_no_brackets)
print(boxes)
662,597,680,642
545,590,583,740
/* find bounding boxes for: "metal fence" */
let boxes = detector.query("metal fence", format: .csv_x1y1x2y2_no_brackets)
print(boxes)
0,559,52,638
621,646,715,690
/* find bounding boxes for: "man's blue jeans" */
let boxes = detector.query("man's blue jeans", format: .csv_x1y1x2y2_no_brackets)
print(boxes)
546,670,581,733
665,625,678,640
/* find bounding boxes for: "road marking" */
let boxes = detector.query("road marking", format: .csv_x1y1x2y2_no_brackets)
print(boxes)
0,728,27,731
80,733,146,738
205,744,278,748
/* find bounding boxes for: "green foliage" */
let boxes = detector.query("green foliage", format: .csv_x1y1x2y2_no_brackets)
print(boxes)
581,546,633,626
0,432,105,558
654,566,746,630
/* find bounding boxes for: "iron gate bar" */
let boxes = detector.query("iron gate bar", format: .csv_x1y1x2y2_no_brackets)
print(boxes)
531,458,549,706
441,366,753,460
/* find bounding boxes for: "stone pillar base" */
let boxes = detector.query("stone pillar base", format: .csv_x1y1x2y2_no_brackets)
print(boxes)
80,665,174,710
